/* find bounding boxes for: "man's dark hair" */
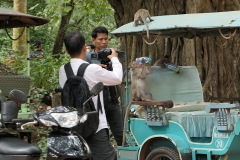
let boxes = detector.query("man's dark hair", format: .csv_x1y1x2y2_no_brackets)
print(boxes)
33,40,42,48
91,26,108,39
64,31,85,56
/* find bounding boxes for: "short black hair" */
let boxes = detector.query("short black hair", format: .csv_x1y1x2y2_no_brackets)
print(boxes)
33,40,42,48
91,26,108,39
64,31,85,56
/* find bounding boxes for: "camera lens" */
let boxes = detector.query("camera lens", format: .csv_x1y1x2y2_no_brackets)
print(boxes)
98,48,112,60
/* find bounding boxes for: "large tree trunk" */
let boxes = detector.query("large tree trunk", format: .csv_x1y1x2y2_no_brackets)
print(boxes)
108,0,240,102
52,0,74,55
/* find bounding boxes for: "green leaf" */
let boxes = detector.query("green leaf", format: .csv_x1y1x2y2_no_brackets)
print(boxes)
29,4,39,10
64,0,72,3
64,6,72,13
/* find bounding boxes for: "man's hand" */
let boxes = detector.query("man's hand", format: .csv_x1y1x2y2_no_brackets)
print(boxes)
98,63,108,69
107,48,118,60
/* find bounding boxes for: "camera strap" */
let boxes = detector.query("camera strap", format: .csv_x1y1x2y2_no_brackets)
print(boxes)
108,86,118,103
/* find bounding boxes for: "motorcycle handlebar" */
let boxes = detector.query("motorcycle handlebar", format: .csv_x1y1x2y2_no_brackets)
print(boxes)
12,118,34,123
86,111,98,115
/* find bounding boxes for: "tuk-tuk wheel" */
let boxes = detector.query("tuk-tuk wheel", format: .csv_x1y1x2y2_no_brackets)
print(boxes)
146,147,180,160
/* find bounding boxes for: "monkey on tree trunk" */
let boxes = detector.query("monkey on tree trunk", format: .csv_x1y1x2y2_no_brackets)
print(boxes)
133,9,154,39
131,59,153,101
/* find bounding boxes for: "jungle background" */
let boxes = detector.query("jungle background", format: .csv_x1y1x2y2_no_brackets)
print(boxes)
1,0,240,159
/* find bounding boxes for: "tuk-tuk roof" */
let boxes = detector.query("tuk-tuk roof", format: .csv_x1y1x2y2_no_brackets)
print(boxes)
111,10,240,38
0,7,49,28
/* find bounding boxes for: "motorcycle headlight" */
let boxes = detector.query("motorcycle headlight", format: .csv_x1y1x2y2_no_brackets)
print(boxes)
51,111,79,128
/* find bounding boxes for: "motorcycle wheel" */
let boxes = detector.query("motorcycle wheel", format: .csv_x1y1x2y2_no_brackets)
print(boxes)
146,147,180,160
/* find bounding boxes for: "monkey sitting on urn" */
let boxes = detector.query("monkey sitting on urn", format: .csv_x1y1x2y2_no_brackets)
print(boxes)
131,59,153,101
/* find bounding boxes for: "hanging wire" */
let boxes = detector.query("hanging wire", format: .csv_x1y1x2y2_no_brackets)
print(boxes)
5,27,25,40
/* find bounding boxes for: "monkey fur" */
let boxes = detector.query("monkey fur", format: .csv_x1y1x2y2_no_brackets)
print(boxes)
131,60,153,101
133,9,154,39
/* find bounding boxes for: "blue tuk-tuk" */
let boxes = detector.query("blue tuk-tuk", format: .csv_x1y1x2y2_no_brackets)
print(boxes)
111,10,240,160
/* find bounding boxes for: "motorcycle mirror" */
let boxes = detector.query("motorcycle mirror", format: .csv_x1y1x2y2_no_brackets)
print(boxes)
81,82,103,121
9,90,27,103
90,82,104,96
79,114,88,123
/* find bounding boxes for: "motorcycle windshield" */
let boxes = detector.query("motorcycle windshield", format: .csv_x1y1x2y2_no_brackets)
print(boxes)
38,106,79,128
45,106,77,114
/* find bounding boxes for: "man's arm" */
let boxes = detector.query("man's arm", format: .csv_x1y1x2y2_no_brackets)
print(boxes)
84,48,123,86
85,58,122,86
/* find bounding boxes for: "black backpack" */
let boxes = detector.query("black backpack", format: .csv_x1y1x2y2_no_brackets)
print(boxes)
61,62,101,139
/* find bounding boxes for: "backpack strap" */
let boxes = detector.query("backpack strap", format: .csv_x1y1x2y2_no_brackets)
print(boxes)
97,94,103,113
64,62,89,79
77,63,103,113
64,62,74,79
77,63,89,77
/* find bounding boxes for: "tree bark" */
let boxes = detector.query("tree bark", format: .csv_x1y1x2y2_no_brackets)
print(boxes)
108,0,240,102
13,0,27,55
52,0,74,55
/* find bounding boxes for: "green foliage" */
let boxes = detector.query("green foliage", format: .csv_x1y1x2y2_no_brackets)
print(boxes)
0,49,27,75
27,0,118,48
37,135,48,160
30,53,69,96
0,30,12,47
30,86,48,105
0,29,14,58
69,0,118,47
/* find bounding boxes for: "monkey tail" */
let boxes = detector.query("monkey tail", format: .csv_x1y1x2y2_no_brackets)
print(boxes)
144,21,150,39
142,33,160,45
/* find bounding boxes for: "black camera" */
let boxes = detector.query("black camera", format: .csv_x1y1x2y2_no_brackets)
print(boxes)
91,48,125,65
98,48,112,60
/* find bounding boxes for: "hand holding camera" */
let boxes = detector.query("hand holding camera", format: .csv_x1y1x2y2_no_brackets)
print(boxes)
91,48,124,67
97,48,124,60
107,48,118,60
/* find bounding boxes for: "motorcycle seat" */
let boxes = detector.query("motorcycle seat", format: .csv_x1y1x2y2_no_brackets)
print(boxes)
0,136,42,155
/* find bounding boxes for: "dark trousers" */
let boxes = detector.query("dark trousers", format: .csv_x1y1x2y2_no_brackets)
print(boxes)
87,129,115,160
105,101,123,146
103,86,123,146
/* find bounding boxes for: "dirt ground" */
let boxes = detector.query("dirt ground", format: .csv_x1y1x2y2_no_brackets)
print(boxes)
0,62,16,75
